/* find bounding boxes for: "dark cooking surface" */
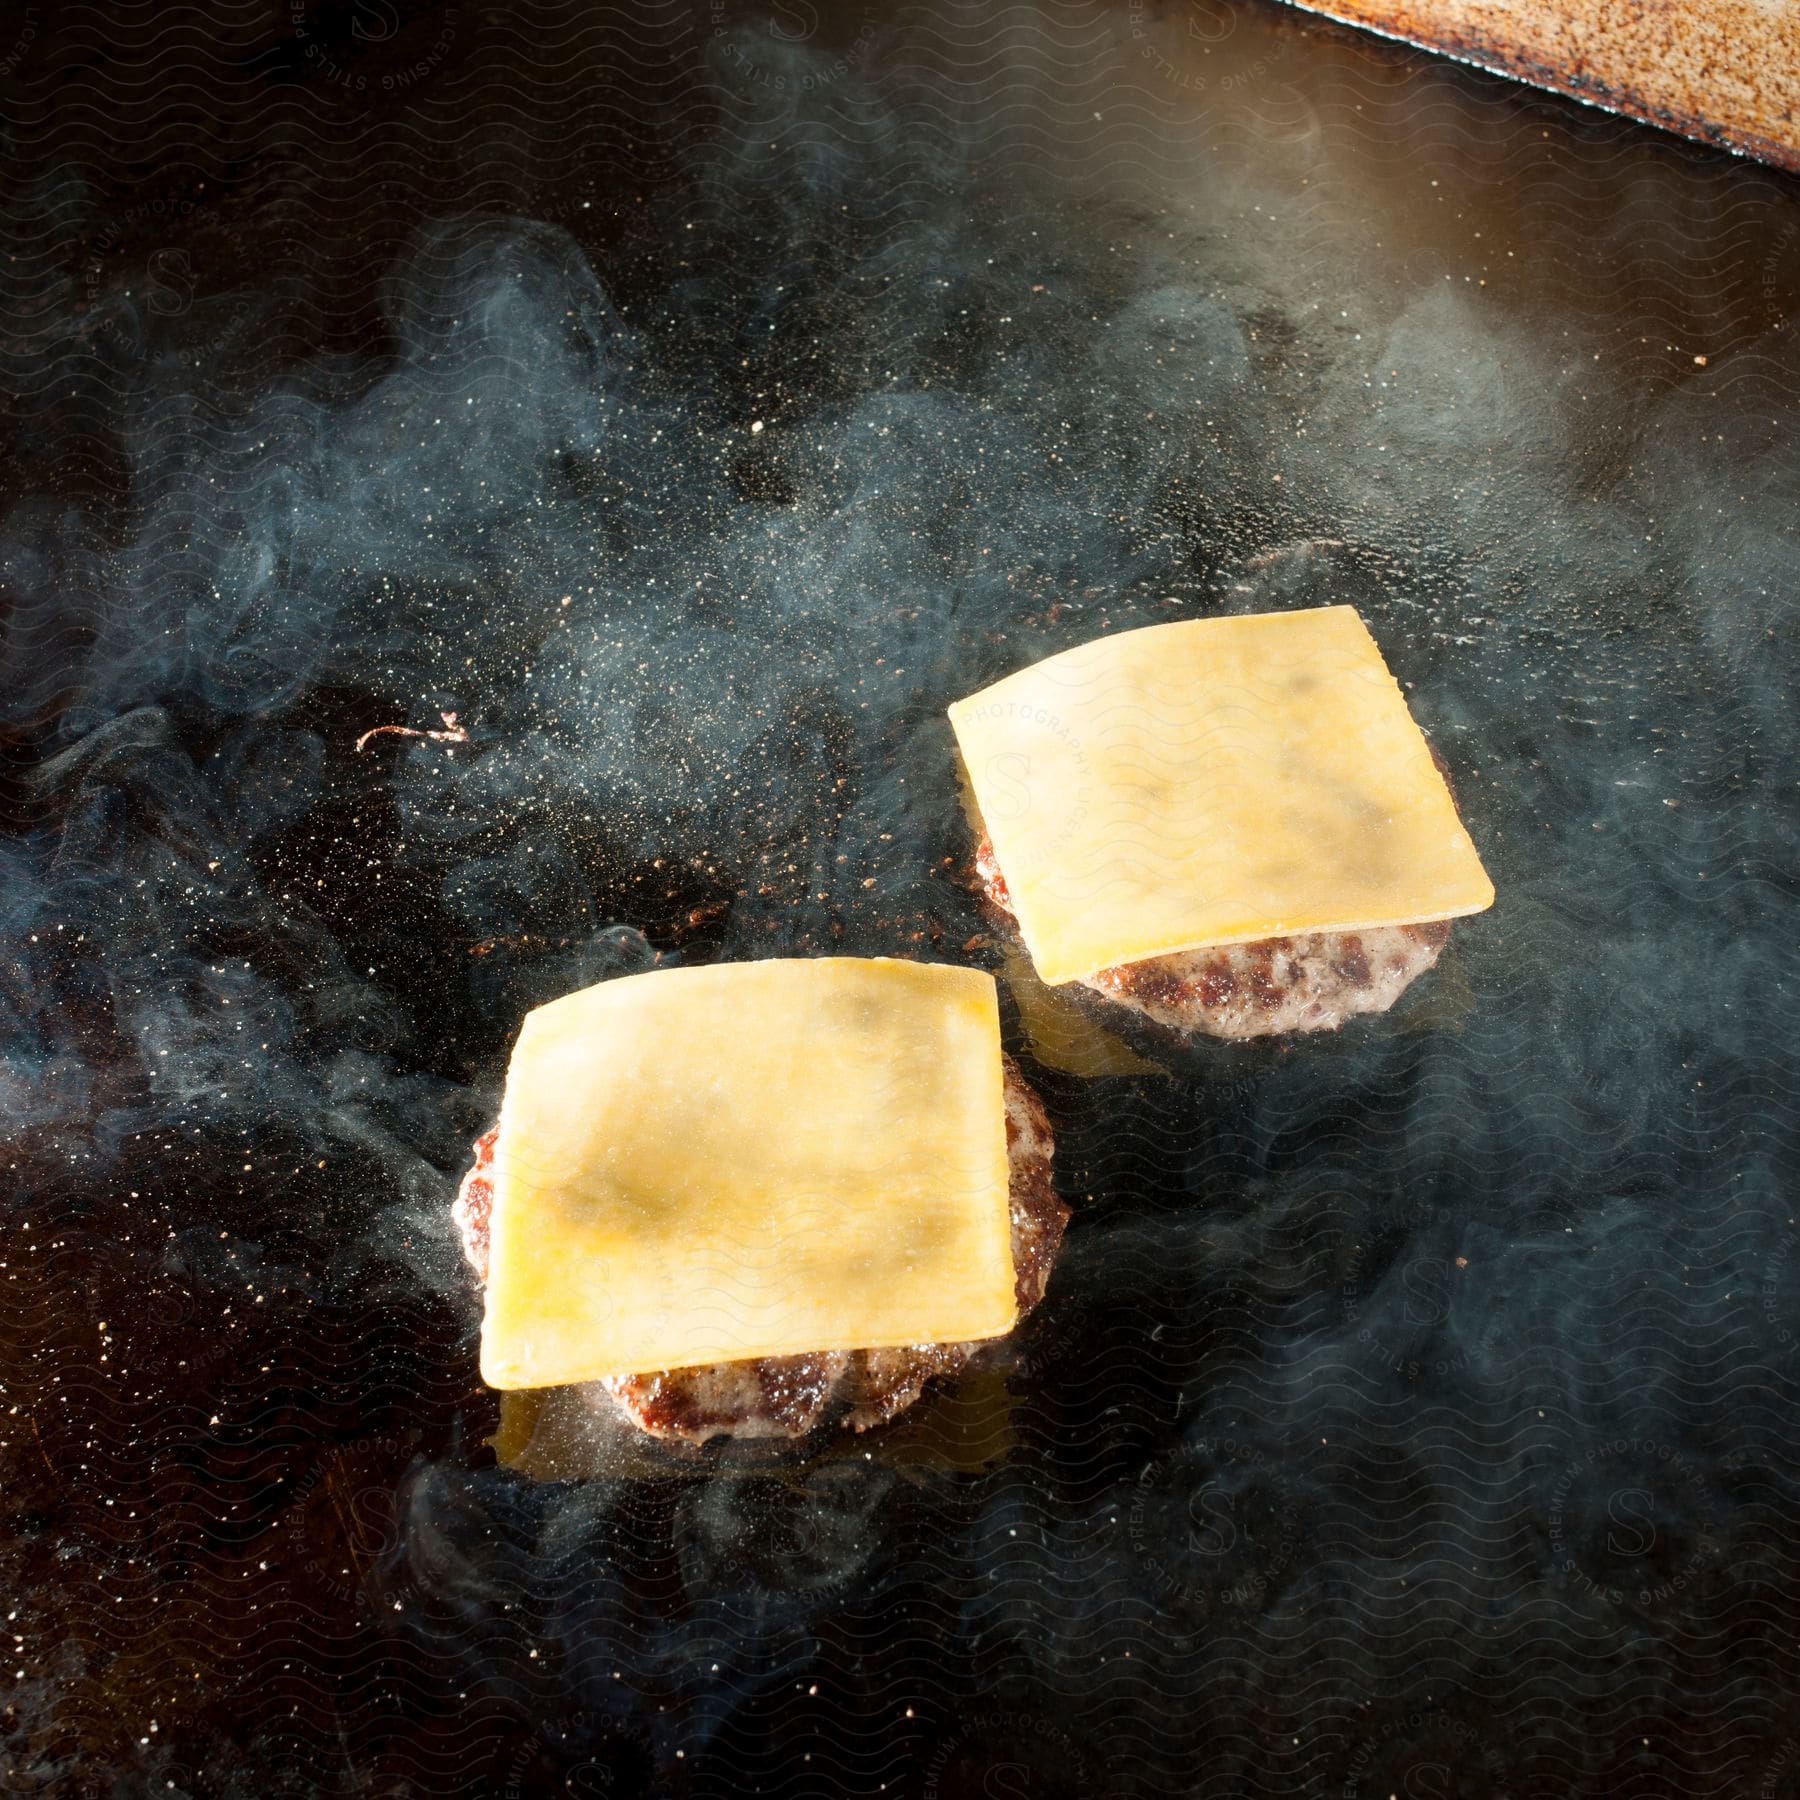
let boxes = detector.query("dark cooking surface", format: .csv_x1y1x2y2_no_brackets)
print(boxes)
2,2,1797,1794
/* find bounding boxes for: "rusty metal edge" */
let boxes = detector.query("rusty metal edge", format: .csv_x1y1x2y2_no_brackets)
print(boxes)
1276,0,1800,174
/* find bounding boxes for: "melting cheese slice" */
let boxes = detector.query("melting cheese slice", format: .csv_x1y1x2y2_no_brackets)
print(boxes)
948,606,1494,985
478,957,1016,1389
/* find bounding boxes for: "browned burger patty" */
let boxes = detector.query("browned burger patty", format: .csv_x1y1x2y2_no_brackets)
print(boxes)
454,1054,1066,1443
974,831,1449,1040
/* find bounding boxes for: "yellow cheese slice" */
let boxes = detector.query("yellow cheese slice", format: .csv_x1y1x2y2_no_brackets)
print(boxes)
478,957,1016,1389
947,606,1494,985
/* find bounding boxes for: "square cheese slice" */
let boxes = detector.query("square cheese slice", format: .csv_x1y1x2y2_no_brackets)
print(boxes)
947,606,1494,985
478,957,1016,1389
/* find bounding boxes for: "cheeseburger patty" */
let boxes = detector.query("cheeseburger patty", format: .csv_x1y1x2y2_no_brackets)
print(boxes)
974,831,1449,1040
454,1055,1066,1443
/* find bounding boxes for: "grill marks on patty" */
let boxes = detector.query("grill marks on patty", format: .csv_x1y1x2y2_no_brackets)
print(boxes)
1085,919,1449,1037
604,1352,849,1443
974,830,1451,1039
453,1056,1068,1443
451,1125,498,1280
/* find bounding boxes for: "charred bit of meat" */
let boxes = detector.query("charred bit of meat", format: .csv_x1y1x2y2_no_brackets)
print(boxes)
354,709,470,754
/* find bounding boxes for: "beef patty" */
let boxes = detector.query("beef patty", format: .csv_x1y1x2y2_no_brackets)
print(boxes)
454,1054,1066,1442
974,831,1449,1040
